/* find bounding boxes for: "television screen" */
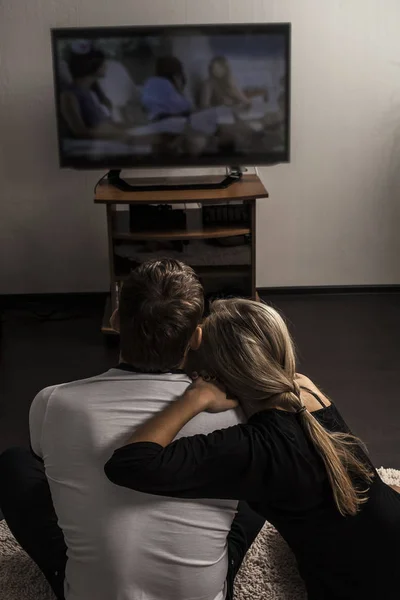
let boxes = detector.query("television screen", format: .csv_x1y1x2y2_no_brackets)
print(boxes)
51,24,290,169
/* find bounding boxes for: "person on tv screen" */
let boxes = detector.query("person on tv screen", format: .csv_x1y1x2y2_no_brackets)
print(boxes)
141,56,192,121
60,44,126,140
200,56,251,109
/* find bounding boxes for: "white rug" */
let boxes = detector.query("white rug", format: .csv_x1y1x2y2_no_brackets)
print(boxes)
0,468,398,600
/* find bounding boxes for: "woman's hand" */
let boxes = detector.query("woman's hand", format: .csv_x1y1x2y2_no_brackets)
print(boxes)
186,376,238,413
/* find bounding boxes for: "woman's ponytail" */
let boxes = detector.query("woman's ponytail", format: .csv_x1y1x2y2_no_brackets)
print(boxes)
200,299,374,517
284,387,373,517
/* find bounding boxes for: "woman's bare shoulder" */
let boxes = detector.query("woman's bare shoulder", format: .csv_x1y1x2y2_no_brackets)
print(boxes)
295,373,315,388
295,373,331,408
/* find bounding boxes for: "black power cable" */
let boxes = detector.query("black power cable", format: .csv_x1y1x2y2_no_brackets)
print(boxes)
93,172,109,195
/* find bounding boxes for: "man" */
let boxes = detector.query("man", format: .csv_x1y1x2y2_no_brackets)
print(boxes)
0,259,263,600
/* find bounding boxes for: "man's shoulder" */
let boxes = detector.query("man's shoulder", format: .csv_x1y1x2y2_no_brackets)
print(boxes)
31,370,117,409
32,370,192,412
47,368,130,391
144,76,170,91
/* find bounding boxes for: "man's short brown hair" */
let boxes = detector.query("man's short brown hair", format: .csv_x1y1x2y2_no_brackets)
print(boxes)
118,259,204,371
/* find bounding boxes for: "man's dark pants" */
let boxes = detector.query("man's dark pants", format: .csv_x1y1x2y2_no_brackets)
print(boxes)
0,448,264,600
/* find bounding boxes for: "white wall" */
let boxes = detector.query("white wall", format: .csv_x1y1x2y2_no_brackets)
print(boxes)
1,0,400,293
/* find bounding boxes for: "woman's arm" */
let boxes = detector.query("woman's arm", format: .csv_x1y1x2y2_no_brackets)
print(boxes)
60,91,127,139
92,81,112,111
229,79,251,106
124,391,203,447
125,380,237,447
104,382,264,500
60,91,93,138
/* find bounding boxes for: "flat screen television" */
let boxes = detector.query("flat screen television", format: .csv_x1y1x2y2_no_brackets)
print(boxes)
51,24,291,170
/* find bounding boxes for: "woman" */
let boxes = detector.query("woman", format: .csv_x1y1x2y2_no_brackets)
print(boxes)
200,56,251,109
105,299,400,600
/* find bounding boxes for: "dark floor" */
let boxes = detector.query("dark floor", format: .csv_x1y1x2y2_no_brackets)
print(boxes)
1,293,400,471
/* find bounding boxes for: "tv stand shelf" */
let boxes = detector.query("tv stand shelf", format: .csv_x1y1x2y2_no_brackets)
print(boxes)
113,225,251,242
95,174,267,205
95,174,269,334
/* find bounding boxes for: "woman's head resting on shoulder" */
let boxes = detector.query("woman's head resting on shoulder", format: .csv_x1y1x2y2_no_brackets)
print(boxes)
194,298,300,413
190,298,374,517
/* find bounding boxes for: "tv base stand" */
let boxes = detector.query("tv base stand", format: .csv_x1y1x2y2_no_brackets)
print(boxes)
107,167,244,192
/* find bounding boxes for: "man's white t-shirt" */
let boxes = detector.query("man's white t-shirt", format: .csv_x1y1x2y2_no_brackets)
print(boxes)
29,368,243,600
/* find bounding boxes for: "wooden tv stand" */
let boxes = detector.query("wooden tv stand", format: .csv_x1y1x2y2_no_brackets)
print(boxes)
94,174,269,334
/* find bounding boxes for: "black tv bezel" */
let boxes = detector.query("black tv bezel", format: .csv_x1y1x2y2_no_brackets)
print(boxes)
51,23,291,170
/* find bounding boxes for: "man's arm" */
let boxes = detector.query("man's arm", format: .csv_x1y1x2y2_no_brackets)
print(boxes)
29,387,56,459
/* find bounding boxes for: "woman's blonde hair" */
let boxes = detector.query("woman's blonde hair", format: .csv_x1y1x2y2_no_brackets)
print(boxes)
199,298,374,517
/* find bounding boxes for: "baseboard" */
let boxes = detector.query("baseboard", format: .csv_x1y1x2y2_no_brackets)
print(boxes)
0,292,108,310
258,285,400,296
1,286,400,311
